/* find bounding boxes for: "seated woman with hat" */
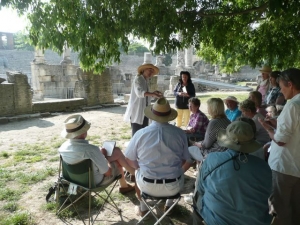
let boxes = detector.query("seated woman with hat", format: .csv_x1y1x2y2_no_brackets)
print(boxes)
193,121,272,225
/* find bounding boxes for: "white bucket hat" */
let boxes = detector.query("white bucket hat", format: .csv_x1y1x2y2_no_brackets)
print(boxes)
223,96,239,103
61,114,91,139
217,121,262,153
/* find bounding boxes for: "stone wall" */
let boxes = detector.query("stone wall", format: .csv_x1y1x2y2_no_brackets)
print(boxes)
0,71,32,116
32,98,86,113
74,68,114,106
31,62,79,100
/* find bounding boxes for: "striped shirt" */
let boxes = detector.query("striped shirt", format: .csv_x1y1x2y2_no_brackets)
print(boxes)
201,117,231,157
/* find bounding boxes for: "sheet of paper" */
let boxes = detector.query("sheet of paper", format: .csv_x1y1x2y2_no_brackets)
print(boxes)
102,141,116,156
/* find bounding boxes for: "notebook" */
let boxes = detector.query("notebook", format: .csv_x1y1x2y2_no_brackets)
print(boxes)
102,141,116,156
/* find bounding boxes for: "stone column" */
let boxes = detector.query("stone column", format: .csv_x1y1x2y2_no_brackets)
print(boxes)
185,46,193,68
60,42,73,65
175,33,185,75
31,48,46,100
0,32,3,49
143,52,153,64
34,48,46,64
6,33,14,50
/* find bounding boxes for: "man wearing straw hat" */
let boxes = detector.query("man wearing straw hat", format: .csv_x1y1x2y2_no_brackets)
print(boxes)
125,97,190,217
59,114,135,194
193,121,272,225
124,63,163,136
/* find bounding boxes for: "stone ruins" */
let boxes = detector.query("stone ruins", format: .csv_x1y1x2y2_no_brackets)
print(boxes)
0,42,260,117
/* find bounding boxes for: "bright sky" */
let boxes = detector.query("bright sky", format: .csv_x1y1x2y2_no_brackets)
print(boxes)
0,7,28,33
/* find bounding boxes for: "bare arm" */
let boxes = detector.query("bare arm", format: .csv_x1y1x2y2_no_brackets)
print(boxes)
258,118,286,146
125,157,139,170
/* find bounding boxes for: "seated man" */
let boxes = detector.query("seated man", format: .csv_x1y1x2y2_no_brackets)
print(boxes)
59,114,135,194
193,121,272,225
185,97,209,142
125,98,190,216
223,96,242,122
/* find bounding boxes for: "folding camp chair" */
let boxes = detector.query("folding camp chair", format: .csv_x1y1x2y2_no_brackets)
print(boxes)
137,192,181,225
56,156,122,225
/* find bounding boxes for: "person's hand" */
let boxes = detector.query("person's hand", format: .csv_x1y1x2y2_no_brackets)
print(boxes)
194,142,202,148
182,92,189,97
100,147,107,157
152,91,163,98
259,118,276,133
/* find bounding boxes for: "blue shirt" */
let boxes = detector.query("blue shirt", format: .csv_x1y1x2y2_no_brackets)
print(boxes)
225,107,242,122
196,150,272,225
125,121,190,179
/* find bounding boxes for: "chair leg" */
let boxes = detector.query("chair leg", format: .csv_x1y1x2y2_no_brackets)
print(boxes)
154,197,181,225
91,179,121,224
137,198,164,225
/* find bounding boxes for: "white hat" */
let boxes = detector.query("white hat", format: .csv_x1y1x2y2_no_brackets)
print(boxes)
223,96,239,103
144,98,177,123
217,121,262,153
61,114,91,139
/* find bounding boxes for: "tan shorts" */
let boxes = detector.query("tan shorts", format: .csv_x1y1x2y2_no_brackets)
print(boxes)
97,162,119,187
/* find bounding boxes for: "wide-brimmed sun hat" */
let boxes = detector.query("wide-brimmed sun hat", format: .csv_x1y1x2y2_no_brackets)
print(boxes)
217,121,262,153
144,97,177,123
61,114,91,139
259,65,272,73
137,63,159,75
223,96,239,103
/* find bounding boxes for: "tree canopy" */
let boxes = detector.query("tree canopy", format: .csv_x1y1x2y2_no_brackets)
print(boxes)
2,0,300,72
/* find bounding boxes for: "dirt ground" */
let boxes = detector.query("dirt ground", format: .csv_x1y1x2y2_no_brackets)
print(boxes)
0,101,202,225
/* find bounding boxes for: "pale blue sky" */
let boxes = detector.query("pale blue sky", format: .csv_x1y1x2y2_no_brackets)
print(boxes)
0,7,28,33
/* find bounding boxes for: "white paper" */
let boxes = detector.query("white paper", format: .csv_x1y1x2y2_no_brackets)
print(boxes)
68,183,78,195
102,141,116,156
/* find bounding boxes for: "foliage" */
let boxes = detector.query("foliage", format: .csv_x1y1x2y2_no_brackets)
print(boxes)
128,42,149,54
163,53,173,66
13,32,34,51
2,0,300,72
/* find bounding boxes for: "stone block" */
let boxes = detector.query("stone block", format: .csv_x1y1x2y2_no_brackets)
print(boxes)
32,98,86,113
0,117,9,124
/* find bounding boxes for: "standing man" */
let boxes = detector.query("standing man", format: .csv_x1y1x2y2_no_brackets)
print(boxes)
223,96,242,122
259,68,300,225
125,98,190,216
124,63,162,136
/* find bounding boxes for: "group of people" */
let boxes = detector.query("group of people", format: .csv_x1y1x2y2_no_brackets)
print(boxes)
58,63,300,225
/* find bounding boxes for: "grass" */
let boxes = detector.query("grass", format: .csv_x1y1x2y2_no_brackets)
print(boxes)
0,211,34,225
0,142,58,225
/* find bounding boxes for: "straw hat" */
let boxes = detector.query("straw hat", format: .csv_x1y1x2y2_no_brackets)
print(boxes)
217,121,262,153
137,63,159,75
223,96,239,103
259,65,272,73
144,97,177,123
61,114,91,139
